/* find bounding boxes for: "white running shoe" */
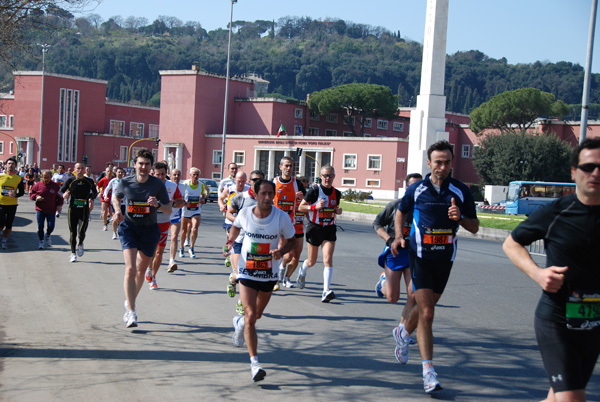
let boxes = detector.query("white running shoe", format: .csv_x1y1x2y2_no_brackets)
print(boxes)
1,239,7,250
145,267,153,282
44,234,52,247
189,249,196,259
103,225,108,231
150,278,158,290
183,238,190,247
321,290,335,303
55,212,60,218
375,272,386,298
283,278,294,288
296,274,306,289
77,244,84,257
69,253,77,263
232,315,245,347
423,370,442,393
392,325,409,364
179,248,185,258
126,310,138,328
167,263,178,273
251,363,266,382
38,240,44,250
112,232,118,240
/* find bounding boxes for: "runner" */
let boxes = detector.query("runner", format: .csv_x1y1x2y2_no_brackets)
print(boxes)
228,179,296,382
179,167,207,259
112,148,171,328
503,138,600,402
145,162,184,290
296,164,343,302
167,169,185,272
25,168,36,193
103,167,126,239
217,162,239,201
61,163,98,263
30,170,64,249
218,171,250,266
96,165,115,231
0,157,25,250
272,157,306,291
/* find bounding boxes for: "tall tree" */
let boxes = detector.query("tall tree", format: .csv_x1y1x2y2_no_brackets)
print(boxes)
469,87,569,134
308,83,398,136
472,131,573,185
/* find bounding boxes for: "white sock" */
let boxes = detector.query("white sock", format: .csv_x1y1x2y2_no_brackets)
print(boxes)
300,260,309,277
169,258,175,264
323,266,333,291
250,355,259,365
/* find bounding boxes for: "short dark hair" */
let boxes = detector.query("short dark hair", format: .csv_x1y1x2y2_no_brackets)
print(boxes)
228,162,238,169
427,140,454,160
405,173,423,186
249,169,265,179
6,156,17,165
571,138,600,167
253,179,275,194
154,161,168,172
116,167,125,174
134,148,154,165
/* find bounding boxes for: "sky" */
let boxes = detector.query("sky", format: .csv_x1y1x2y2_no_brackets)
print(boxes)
75,0,600,73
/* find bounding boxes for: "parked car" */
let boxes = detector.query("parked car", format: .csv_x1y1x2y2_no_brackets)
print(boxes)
200,178,219,202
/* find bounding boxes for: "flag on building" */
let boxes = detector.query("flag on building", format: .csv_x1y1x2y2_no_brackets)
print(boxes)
277,123,286,137
297,126,302,136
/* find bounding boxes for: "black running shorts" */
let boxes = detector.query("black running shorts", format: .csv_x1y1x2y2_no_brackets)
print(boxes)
305,222,336,246
409,250,453,294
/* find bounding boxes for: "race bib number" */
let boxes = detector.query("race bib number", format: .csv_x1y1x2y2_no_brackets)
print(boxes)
1,185,14,196
566,291,600,330
422,229,453,252
318,207,335,224
127,200,151,220
277,200,294,216
187,196,200,211
294,210,305,225
73,198,87,208
402,224,411,240
244,242,273,277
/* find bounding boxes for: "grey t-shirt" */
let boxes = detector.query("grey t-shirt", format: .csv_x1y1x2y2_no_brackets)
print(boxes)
114,175,169,226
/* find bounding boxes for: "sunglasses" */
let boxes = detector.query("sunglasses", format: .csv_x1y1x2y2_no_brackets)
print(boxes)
577,163,600,173
321,174,334,178
250,177,261,182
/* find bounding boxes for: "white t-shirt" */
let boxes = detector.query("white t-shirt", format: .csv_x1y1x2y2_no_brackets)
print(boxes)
181,180,206,218
233,206,295,282
52,172,68,185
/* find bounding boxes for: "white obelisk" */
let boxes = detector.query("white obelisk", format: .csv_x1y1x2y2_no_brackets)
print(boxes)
407,0,450,176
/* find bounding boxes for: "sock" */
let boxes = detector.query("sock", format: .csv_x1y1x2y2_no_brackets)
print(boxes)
279,264,287,281
169,258,175,264
250,355,259,365
422,360,434,374
323,266,333,291
300,260,309,277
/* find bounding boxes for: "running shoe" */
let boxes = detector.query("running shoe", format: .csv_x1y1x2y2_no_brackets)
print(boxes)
375,272,386,298
55,212,60,218
167,263,178,273
38,240,44,250
321,290,335,303
183,238,190,247
1,238,7,250
112,232,118,240
145,267,153,282
227,273,236,297
423,370,442,393
392,325,409,364
251,363,266,382
235,300,244,316
77,244,84,257
224,255,231,267
232,315,245,347
69,253,77,263
103,225,108,231
179,248,185,258
150,278,158,290
126,310,138,328
189,249,196,259
283,278,294,288
296,274,306,289
273,281,280,292
44,233,52,247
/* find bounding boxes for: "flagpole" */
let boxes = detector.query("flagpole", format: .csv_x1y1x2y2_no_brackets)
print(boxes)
220,0,237,180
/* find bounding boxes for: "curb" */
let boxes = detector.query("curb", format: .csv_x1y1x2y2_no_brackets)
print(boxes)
338,211,510,242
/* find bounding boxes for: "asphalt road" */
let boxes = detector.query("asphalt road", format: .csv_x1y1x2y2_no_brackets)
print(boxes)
0,199,598,401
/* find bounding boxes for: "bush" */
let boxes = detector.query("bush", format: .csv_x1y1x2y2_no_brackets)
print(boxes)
342,189,372,202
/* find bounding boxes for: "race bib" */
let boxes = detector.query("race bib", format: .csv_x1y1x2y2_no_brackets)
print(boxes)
187,196,200,211
127,200,151,220
1,185,14,196
73,198,87,208
244,242,273,276
566,290,600,330
294,210,305,225
422,228,453,252
318,207,335,224
277,200,294,216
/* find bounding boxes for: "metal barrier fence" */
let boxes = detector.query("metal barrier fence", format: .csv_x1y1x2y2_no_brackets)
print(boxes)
527,239,546,256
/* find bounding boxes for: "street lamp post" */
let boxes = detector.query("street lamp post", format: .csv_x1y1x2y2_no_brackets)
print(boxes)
220,0,237,180
37,43,50,167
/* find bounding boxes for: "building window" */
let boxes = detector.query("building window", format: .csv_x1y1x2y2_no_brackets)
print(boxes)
343,116,355,126
366,179,381,188
364,118,372,128
233,151,245,165
376,120,388,130
149,124,159,138
9,115,14,128
309,127,319,136
326,113,338,123
130,122,145,138
342,178,356,186
294,125,303,135
343,131,353,137
212,171,221,180
325,129,337,136
363,133,371,137
9,142,14,154
152,149,158,162
310,111,320,121
120,146,128,162
213,150,222,164
0,141,3,154
462,144,471,158
110,120,125,136
367,154,382,170
393,121,404,132
343,154,357,170
0,115,7,128
57,88,79,162
295,108,303,119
